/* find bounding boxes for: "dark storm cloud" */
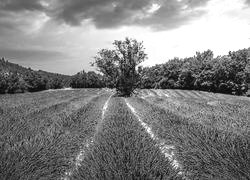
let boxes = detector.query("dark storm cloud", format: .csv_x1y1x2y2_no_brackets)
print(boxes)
0,11,32,34
49,0,212,30
0,48,67,62
0,0,48,33
134,0,209,30
186,0,210,8
0,20,16,34
244,0,250,5
0,0,212,30
0,0,45,12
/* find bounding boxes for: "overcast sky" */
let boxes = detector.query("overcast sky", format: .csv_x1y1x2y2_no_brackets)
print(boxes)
0,0,250,75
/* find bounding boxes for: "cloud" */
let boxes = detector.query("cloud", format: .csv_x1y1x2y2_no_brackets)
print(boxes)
49,0,211,30
244,0,250,5
134,0,209,30
0,0,50,34
0,0,212,31
0,0,45,12
0,11,34,34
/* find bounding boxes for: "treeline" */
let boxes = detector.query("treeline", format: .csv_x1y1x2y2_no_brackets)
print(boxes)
0,58,105,94
139,48,250,95
0,58,71,94
70,70,104,88
1,46,250,96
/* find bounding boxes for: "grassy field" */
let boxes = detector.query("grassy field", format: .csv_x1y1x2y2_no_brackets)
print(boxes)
0,88,249,179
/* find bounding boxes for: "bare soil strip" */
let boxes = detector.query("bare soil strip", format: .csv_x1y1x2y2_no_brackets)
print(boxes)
62,92,113,180
102,94,113,120
125,98,183,173
72,97,180,179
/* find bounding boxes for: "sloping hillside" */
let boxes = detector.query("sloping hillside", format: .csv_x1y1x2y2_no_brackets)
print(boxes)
0,57,71,93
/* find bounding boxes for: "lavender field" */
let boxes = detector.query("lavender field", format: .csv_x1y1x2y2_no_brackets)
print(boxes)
0,89,249,180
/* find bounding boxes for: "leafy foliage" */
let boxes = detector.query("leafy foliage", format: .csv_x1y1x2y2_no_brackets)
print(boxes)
140,48,250,95
92,38,147,96
0,58,105,94
70,70,104,88
0,58,71,93
1,46,249,96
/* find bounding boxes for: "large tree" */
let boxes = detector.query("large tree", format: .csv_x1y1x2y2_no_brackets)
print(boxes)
92,38,147,96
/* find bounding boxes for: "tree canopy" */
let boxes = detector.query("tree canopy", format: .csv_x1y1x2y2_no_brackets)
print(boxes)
139,48,250,95
1,45,249,96
92,38,147,96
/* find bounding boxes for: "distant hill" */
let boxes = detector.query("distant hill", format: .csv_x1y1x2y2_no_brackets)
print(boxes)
0,57,106,94
0,58,70,79
0,57,71,93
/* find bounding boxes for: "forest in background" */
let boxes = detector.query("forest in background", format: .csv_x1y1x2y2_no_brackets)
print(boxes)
140,48,250,95
0,58,105,93
0,47,249,95
0,58,71,93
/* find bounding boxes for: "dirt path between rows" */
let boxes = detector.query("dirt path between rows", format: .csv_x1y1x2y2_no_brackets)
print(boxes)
124,98,187,179
62,93,113,180
63,95,183,179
